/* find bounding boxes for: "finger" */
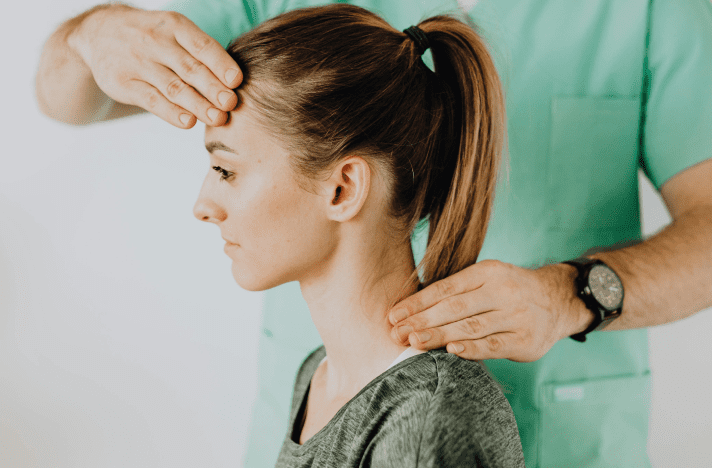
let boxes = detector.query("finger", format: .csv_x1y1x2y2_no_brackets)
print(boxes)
391,286,496,338
160,41,237,115
445,332,517,361
124,79,197,129
172,19,242,96
398,308,510,350
387,264,488,326
149,64,228,126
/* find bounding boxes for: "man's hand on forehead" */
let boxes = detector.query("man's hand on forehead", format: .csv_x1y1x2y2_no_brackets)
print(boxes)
71,4,242,128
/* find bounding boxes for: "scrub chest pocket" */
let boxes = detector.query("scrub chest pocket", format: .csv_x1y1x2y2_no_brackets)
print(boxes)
546,96,642,262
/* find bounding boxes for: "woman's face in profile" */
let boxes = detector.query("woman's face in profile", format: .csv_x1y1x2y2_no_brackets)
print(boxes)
193,101,336,291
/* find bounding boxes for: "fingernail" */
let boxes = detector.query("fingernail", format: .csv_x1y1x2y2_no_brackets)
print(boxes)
179,114,192,125
396,324,413,342
415,331,431,343
218,91,234,107
225,68,239,85
207,108,220,122
449,343,464,353
391,308,408,324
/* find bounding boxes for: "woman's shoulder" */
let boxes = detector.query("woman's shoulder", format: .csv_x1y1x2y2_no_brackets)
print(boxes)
369,348,525,467
424,348,509,402
423,348,520,430
391,348,515,419
387,348,503,392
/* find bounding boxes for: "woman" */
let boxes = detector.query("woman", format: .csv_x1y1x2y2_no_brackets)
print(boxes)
193,4,524,467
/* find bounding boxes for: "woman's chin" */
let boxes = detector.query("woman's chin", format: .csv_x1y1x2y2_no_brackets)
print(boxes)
230,265,278,292
231,271,262,292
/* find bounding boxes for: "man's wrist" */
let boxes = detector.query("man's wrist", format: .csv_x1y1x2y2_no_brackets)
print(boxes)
66,3,132,59
550,262,596,341
66,5,109,58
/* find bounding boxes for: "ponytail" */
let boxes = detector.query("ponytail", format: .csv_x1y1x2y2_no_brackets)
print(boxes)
390,15,507,308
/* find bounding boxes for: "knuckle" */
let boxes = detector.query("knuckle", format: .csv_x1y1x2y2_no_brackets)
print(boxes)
191,34,212,54
143,14,171,42
486,335,502,353
445,294,467,316
165,78,187,98
145,89,161,110
435,280,456,299
180,57,205,76
162,10,184,24
465,316,483,335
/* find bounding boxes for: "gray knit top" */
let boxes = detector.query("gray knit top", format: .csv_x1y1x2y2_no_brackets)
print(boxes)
274,346,526,467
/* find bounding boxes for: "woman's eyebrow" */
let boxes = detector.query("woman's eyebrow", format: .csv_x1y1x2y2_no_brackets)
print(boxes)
205,141,238,155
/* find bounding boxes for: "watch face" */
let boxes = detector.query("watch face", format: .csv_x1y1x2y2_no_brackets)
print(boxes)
588,264,624,310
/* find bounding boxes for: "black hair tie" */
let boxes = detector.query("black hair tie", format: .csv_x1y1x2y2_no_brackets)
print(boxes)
403,25,430,56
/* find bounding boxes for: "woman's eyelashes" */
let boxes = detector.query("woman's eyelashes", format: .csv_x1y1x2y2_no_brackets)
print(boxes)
212,165,234,182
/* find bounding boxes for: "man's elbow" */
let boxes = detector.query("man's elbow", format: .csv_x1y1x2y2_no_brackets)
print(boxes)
34,77,105,127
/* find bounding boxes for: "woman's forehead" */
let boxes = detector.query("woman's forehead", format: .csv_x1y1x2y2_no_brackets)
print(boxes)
204,106,291,166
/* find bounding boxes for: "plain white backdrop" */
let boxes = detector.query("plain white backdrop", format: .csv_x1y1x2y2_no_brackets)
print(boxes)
1,0,710,467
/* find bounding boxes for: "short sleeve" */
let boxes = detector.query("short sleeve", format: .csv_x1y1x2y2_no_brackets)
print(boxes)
159,0,306,48
416,378,526,468
641,0,712,190
159,0,257,48
364,364,525,468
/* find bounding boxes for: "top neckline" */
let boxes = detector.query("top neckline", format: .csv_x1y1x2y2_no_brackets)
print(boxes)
289,347,438,453
317,346,426,371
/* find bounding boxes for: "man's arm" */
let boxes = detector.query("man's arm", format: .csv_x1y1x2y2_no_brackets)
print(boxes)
386,158,712,361
582,158,712,332
35,3,241,127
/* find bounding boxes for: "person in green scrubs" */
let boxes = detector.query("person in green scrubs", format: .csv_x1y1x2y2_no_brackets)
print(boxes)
35,0,712,467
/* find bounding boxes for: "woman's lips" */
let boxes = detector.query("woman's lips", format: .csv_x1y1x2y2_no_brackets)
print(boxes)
223,242,239,253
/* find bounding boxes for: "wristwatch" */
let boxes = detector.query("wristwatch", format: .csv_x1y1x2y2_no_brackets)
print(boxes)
562,257,624,342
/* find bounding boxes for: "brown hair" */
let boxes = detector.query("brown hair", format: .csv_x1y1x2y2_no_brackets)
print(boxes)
227,4,507,308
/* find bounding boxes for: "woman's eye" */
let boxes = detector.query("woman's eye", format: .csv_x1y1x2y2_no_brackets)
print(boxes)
212,165,234,181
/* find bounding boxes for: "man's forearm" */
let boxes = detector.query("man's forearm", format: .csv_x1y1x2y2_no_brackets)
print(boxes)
36,6,110,124
561,205,712,335
35,5,139,125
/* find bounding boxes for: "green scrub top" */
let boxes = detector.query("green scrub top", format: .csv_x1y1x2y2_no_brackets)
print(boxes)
162,0,712,466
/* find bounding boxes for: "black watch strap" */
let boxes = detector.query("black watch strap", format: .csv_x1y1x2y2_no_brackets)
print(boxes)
563,257,611,343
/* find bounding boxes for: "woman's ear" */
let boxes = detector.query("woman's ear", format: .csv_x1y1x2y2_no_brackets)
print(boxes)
325,156,371,222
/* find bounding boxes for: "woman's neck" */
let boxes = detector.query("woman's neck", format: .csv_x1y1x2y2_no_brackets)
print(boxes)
298,236,420,401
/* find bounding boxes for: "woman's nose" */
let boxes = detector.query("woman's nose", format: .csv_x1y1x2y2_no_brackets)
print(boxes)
193,197,222,223
193,174,226,223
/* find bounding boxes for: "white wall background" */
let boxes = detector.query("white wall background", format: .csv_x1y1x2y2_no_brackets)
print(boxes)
1,1,710,467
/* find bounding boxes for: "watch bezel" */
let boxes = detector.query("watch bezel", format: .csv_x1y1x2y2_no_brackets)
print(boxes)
585,263,625,311
564,257,624,342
